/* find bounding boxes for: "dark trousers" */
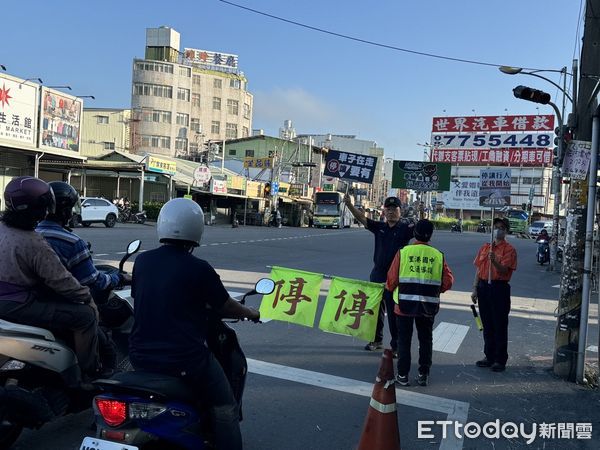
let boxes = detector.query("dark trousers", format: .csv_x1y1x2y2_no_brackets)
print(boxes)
373,290,397,350
0,299,99,374
396,315,434,376
477,280,511,365
181,353,242,450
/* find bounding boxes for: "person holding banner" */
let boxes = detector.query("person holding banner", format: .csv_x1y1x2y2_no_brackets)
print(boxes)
386,219,454,387
471,217,517,373
344,194,414,353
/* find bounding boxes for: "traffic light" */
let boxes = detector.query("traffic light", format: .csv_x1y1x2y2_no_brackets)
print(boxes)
512,85,551,105
263,182,271,198
553,125,571,167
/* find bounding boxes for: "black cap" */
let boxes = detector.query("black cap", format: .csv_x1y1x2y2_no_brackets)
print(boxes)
384,197,401,208
414,219,434,242
493,217,510,231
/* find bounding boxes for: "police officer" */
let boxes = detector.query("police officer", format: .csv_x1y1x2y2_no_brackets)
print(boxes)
345,195,414,353
386,219,454,386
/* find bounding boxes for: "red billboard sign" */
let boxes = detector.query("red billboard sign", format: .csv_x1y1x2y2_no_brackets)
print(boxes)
430,148,552,166
431,115,554,133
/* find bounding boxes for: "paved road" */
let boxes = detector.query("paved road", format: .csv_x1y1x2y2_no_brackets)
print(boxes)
11,224,600,449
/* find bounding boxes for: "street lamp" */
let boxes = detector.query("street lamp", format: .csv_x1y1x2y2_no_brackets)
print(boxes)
47,85,72,91
18,78,43,88
0,65,6,71
73,95,95,99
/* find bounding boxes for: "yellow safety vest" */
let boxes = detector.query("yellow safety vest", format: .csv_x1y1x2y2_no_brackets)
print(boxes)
393,244,444,316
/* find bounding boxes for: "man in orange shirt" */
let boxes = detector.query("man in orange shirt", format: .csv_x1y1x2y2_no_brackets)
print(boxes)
386,220,454,386
471,217,517,372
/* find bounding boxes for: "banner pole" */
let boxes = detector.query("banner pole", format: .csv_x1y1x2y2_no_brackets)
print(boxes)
488,208,494,284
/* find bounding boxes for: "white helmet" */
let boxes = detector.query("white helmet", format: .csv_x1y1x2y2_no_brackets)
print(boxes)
157,198,205,246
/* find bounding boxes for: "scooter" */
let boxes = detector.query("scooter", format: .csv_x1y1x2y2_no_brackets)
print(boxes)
477,222,487,233
118,206,147,225
82,278,275,450
0,240,141,449
450,222,462,233
536,239,550,265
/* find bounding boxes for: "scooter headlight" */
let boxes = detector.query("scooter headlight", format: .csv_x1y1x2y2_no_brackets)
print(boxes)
0,360,26,371
128,402,167,420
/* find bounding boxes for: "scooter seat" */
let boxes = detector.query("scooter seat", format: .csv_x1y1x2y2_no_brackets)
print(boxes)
0,319,55,341
98,371,193,402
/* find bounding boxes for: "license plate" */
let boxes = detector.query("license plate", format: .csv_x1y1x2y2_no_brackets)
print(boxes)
80,436,138,450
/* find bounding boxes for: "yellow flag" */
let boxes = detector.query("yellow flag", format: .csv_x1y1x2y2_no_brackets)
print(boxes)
259,266,324,327
318,277,383,342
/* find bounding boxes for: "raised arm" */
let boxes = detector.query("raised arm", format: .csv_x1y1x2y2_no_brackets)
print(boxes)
343,194,368,227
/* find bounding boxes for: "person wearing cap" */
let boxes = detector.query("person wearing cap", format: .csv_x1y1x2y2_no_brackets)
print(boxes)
385,219,454,386
471,217,517,372
344,194,414,353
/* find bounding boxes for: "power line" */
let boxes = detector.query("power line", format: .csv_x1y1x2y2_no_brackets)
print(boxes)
219,0,550,71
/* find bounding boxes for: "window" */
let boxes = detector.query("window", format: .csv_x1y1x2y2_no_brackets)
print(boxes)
214,78,222,88
242,126,249,138
103,142,115,150
193,75,201,86
175,138,188,151
243,103,250,119
511,177,519,184
190,118,201,132
176,113,189,126
177,88,190,101
179,66,191,77
522,177,532,184
230,78,241,89
245,149,254,157
212,97,221,110
97,116,109,124
142,110,171,123
135,61,173,73
150,192,165,202
226,123,238,139
141,134,170,149
189,142,199,154
192,93,201,107
211,121,220,134
228,149,237,156
133,83,172,98
227,99,239,115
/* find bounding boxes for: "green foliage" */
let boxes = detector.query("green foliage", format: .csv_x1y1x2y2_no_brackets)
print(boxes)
141,201,165,220
430,218,481,230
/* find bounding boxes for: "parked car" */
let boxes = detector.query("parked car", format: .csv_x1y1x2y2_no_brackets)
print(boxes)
72,197,119,228
529,220,553,237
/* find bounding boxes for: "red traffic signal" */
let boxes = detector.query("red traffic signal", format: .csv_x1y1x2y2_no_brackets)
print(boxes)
513,85,551,105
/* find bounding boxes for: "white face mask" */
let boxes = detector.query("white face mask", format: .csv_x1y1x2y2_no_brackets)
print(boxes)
493,229,506,240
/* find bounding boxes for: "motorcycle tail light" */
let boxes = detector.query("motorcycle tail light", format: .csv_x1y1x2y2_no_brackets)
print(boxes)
96,398,127,427
129,402,167,420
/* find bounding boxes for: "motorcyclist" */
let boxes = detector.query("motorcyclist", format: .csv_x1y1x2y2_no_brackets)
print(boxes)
0,176,99,376
36,181,132,373
129,198,259,450
536,229,550,242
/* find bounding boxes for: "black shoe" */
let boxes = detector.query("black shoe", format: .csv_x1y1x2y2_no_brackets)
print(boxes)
491,363,506,372
415,373,428,386
364,341,383,351
476,358,493,368
395,374,410,386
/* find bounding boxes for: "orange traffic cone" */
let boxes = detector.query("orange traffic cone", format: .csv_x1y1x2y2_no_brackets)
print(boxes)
357,348,401,450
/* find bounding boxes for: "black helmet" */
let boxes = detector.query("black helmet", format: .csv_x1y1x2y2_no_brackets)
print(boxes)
3,176,55,229
48,181,79,219
414,219,434,242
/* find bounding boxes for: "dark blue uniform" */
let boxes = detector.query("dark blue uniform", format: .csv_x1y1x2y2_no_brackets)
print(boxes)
366,218,413,348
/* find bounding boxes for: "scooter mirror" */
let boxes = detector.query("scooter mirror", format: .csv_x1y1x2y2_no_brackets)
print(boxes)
127,240,142,256
255,278,275,295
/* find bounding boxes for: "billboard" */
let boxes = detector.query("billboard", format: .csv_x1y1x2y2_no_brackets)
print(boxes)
0,73,38,148
479,168,511,207
183,48,238,69
391,161,451,191
147,156,177,176
323,149,377,184
40,88,82,153
431,114,554,167
561,140,592,180
441,177,482,210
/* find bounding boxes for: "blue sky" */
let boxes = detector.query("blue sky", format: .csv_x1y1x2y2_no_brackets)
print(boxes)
1,1,582,159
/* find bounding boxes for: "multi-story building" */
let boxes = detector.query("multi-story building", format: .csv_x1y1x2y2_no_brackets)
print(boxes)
80,108,132,157
131,26,253,158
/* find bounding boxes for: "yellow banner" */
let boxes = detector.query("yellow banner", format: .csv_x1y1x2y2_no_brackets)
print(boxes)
246,180,263,198
259,266,323,327
318,277,383,342
227,175,247,191
147,156,176,176
244,157,273,169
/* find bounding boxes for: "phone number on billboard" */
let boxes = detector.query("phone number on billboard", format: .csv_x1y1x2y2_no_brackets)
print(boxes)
431,133,551,149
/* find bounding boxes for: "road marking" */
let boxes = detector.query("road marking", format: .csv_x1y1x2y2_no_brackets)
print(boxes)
248,358,467,450
95,253,108,256
433,322,470,354
587,345,598,353
552,284,560,288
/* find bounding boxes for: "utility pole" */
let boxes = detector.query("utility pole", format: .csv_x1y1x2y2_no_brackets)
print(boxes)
553,0,600,382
